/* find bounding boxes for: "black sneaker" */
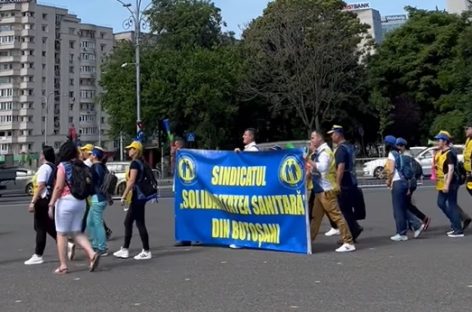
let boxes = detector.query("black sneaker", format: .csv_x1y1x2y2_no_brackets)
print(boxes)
462,219,471,231
447,231,464,238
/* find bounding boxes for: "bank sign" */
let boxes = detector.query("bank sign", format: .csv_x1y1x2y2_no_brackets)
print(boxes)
344,2,370,11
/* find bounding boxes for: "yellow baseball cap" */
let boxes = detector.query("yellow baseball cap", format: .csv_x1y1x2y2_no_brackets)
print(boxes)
80,143,94,153
125,141,143,152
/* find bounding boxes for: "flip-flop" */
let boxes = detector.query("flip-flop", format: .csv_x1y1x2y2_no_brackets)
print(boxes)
89,253,100,272
54,267,69,275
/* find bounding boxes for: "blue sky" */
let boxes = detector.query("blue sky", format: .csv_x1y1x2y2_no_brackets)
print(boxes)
38,0,446,36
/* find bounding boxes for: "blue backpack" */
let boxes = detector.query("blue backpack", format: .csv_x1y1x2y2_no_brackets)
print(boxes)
393,151,421,180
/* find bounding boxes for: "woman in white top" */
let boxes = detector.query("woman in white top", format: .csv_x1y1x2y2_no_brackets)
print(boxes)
24,146,57,265
384,135,423,242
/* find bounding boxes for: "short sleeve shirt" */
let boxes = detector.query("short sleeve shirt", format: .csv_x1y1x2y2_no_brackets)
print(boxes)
388,152,401,182
334,143,357,187
36,163,53,198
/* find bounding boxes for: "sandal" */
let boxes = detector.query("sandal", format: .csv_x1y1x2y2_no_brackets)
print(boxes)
54,267,69,275
89,253,100,272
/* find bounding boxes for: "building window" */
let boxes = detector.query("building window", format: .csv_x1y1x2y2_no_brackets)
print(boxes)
69,41,75,49
69,117,73,123
42,13,47,20
70,79,74,86
69,91,74,98
42,51,46,57
42,25,48,32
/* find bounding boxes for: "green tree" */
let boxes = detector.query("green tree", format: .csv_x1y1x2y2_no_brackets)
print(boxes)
368,8,471,143
100,0,243,148
241,0,369,132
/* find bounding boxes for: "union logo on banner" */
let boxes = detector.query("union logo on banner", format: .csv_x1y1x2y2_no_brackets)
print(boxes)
278,155,304,188
177,155,197,185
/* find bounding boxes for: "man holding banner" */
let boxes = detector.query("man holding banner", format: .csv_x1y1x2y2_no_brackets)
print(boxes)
306,131,355,253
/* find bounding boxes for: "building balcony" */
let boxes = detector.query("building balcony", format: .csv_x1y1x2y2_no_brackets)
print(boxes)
0,122,18,131
0,70,16,77
0,41,21,50
1,16,21,24
19,81,34,89
16,136,30,143
20,29,34,37
18,108,33,116
20,42,33,50
20,55,34,63
19,95,34,103
19,68,31,76
0,136,13,144
0,3,22,11
21,16,34,24
79,72,96,79
0,55,20,63
18,121,30,130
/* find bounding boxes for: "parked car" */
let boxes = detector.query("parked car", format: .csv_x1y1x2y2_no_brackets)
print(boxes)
106,162,130,195
363,158,388,179
415,145,464,176
363,145,464,179
107,161,161,196
0,169,35,195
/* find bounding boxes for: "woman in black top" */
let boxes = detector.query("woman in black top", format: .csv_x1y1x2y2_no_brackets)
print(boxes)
113,141,151,260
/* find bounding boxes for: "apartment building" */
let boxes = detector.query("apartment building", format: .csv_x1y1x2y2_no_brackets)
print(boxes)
0,0,114,156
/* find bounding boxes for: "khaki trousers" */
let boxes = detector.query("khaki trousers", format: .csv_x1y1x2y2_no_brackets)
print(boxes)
310,190,353,244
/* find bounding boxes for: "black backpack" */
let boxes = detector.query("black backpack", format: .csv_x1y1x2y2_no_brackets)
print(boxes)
134,159,158,202
100,168,118,197
455,161,467,185
63,161,94,200
44,162,57,199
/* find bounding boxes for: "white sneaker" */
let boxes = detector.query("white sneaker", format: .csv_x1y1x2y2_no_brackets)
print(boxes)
414,224,425,238
229,244,241,249
113,247,129,259
24,254,43,265
67,242,76,261
335,243,356,253
446,230,454,235
390,234,408,241
134,250,152,260
324,228,340,237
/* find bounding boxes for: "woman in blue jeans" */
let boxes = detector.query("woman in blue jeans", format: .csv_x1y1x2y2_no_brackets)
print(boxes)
384,135,424,241
434,131,463,237
87,147,109,255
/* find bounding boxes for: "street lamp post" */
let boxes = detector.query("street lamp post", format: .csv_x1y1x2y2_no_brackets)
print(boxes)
43,91,55,146
115,0,151,133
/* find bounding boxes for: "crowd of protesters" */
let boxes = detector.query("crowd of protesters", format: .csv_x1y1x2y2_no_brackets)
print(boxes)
23,121,472,273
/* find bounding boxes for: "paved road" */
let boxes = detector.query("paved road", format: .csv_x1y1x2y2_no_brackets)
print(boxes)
1,186,472,312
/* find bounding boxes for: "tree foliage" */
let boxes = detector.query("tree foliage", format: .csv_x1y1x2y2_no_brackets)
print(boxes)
101,0,243,148
368,8,472,143
241,0,370,133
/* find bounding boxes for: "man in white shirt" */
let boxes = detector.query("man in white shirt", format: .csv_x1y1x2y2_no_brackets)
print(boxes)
230,128,259,249
235,128,259,152
306,131,355,253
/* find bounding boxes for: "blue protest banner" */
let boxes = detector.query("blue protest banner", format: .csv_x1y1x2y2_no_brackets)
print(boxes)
174,149,311,254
